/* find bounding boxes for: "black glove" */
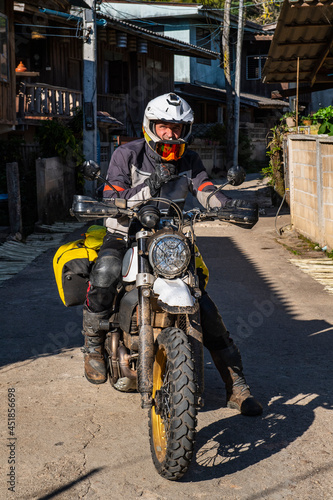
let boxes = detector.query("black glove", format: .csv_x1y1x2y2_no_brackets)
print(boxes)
145,162,178,195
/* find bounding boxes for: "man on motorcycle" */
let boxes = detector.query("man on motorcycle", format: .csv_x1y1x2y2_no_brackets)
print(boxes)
82,92,262,417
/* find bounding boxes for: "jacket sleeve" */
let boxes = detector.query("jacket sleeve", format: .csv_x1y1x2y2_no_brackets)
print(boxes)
103,147,151,204
188,150,230,209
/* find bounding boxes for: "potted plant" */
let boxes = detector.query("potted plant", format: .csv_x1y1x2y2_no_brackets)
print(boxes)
301,115,313,126
281,112,297,128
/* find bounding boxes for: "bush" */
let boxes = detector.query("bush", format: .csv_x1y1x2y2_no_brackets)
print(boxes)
311,106,333,135
262,123,287,198
35,115,84,166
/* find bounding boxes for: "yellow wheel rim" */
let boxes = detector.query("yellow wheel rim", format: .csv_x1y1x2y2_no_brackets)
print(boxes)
151,346,168,462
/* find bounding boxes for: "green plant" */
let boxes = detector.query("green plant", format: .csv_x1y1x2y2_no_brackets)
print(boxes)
281,111,296,119
311,105,333,135
262,123,287,197
35,114,84,166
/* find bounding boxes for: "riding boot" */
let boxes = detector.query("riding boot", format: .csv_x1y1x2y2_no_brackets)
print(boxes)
209,344,263,416
82,307,109,384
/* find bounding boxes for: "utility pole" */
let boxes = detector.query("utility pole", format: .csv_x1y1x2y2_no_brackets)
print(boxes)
83,0,97,195
222,0,234,170
233,0,245,167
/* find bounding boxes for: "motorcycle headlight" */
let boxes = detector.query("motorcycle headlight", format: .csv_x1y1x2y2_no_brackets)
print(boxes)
148,233,190,279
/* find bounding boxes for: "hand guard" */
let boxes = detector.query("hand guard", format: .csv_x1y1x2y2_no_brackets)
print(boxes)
215,199,259,227
145,162,178,195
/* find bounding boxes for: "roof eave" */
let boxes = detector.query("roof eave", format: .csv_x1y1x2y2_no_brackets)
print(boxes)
98,13,219,60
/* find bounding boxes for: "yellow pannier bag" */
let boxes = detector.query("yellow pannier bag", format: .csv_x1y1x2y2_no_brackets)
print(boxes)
83,225,107,249
53,225,106,307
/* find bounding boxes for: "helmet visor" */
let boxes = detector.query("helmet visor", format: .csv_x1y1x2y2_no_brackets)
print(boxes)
155,142,185,161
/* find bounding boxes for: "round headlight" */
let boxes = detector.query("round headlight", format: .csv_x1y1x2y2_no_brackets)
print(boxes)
148,233,190,278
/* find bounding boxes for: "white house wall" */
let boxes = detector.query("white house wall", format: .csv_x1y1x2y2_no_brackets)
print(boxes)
189,25,226,88
164,21,191,83
100,3,200,20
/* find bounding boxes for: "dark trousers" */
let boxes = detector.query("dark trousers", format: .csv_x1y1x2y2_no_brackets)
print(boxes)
86,233,232,351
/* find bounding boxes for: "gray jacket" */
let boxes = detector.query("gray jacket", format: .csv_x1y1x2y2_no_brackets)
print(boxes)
103,139,229,236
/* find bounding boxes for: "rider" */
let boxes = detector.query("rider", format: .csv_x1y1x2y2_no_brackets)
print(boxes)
82,92,263,417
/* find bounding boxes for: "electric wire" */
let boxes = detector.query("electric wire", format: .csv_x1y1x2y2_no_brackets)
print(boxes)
100,0,283,18
275,189,289,236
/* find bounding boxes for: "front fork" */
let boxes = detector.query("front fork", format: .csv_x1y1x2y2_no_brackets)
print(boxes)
136,231,155,409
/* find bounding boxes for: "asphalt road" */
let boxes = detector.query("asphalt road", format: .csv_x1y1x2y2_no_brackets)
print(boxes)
1,179,333,499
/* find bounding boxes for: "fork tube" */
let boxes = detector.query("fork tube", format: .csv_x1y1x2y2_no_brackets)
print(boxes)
137,232,154,409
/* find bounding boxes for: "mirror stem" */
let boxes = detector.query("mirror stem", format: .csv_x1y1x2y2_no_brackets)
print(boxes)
206,180,230,209
96,173,120,198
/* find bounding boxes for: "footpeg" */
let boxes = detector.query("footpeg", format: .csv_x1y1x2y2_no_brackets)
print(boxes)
114,377,137,392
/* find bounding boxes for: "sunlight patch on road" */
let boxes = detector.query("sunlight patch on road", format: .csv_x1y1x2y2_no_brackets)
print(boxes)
284,393,319,406
289,258,333,295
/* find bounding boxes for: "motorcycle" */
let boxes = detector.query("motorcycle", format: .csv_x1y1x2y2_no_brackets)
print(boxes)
70,162,258,480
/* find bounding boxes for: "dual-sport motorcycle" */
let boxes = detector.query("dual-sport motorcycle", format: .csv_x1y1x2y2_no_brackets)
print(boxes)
70,162,258,480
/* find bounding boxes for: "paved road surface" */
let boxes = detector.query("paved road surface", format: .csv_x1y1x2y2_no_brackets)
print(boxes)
1,178,332,499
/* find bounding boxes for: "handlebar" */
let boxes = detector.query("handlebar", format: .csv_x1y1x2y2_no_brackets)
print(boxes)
70,195,258,227
201,204,258,226
70,195,133,221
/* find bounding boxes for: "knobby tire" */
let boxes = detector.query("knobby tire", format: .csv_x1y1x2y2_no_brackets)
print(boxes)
148,327,197,480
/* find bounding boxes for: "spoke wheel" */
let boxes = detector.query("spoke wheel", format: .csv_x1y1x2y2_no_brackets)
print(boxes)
149,327,197,481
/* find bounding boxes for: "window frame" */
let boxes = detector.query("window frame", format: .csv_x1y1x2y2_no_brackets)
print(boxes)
246,54,267,81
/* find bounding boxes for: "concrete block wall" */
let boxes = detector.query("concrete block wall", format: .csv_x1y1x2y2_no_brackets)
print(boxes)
288,135,333,251
36,157,75,225
189,144,225,175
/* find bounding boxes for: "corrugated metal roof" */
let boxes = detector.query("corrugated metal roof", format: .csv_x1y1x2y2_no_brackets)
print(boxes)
98,12,219,60
262,0,333,86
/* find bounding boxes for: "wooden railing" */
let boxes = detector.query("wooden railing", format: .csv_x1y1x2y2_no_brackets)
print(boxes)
16,82,82,120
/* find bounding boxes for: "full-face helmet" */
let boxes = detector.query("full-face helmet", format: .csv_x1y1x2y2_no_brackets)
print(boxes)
143,93,194,161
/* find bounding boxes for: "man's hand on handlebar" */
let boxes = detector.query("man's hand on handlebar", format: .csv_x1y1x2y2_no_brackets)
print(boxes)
144,162,178,195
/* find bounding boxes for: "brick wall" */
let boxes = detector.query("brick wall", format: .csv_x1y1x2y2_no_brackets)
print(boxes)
288,135,333,251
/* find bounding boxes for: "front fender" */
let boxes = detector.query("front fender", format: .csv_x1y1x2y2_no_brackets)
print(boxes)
153,277,198,314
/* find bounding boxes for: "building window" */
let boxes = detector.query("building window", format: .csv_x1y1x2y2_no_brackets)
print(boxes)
246,55,267,80
0,13,8,81
196,27,211,66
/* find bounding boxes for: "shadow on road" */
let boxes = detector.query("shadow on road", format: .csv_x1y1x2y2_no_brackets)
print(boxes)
36,467,104,499
184,236,333,482
1,233,332,486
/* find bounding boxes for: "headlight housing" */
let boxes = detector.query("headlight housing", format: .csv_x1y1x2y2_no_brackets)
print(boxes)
148,232,190,279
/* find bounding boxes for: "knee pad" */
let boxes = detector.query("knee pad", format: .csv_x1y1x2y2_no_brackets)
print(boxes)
90,249,123,288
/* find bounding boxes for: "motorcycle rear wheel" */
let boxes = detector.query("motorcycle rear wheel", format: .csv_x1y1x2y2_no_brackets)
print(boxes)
149,327,197,480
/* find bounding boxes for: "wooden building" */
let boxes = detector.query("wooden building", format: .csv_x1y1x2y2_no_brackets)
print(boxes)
0,0,16,134
10,3,217,141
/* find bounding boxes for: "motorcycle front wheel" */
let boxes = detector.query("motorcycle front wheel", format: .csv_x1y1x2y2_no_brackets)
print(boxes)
148,327,197,480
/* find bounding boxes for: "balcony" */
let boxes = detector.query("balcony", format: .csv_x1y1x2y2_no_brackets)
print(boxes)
15,82,131,135
16,82,82,123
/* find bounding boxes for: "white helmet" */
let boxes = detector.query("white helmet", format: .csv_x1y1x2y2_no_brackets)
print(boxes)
143,93,194,161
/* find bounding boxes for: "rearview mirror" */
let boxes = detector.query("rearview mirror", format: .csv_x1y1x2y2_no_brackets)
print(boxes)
227,166,246,186
81,160,101,181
